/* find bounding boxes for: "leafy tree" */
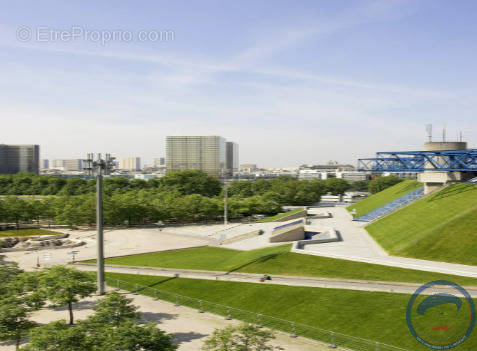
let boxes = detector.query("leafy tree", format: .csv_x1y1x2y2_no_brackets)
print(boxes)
227,181,253,197
0,255,23,295
0,297,37,350
349,180,369,192
202,323,275,351
88,291,140,327
160,170,222,196
324,178,350,195
100,320,177,351
368,176,403,194
55,193,96,226
22,293,177,351
20,320,91,351
38,266,96,325
2,197,31,228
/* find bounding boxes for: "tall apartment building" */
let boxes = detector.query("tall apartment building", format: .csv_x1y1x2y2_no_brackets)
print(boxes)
41,159,49,170
240,164,258,173
52,159,85,171
153,157,166,167
166,136,229,178
0,144,40,174
226,142,239,176
119,157,141,171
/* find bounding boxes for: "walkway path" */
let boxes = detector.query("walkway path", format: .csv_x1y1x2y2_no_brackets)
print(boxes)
73,264,477,297
302,207,477,278
0,287,332,351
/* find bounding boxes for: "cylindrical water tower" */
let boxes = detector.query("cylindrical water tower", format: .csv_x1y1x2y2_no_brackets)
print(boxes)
418,141,468,194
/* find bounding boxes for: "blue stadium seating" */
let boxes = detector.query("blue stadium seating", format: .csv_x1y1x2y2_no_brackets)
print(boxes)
468,176,477,184
353,187,424,222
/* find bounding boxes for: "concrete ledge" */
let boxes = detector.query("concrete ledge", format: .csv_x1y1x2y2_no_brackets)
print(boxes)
275,209,307,222
291,228,340,251
270,219,305,243
219,229,262,245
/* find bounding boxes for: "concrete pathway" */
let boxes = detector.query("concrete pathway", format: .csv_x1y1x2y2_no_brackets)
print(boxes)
73,264,477,297
302,207,477,278
0,288,334,351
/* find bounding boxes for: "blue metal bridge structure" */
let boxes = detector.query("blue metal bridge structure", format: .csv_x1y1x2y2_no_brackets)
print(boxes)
358,149,477,172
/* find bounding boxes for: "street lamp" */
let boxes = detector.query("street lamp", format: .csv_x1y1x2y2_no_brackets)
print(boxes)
84,153,115,295
224,181,229,226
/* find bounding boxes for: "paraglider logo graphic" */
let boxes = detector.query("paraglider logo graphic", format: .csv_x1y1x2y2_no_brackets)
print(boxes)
407,280,476,349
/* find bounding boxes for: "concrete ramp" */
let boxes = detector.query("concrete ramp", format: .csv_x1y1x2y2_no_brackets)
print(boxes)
269,219,305,243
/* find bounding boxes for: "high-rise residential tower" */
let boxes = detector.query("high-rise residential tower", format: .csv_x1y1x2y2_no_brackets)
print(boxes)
0,144,40,174
119,157,141,171
226,141,239,176
166,136,229,178
52,159,85,171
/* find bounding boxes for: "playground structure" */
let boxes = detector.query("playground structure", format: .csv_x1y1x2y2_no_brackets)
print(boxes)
358,141,477,194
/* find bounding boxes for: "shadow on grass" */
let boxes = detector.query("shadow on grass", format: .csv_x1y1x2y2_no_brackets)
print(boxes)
427,183,477,202
138,276,179,292
226,253,282,274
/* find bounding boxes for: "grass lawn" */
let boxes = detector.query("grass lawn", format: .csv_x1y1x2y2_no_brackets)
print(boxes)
347,180,422,218
92,244,477,286
256,208,305,222
0,228,61,238
400,207,477,265
105,272,477,350
366,183,477,259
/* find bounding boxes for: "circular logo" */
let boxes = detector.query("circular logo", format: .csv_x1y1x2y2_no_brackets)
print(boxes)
407,280,476,349
16,26,32,42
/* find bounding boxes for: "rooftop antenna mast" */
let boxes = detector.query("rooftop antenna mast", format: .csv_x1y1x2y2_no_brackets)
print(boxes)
84,153,115,295
425,124,433,142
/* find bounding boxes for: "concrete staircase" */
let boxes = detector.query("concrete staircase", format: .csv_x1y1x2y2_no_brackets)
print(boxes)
353,187,424,223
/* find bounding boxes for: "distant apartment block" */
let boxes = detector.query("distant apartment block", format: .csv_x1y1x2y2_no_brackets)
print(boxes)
166,136,233,178
52,159,85,171
0,144,40,174
119,157,141,171
153,157,166,167
41,159,49,170
226,142,239,176
240,164,257,173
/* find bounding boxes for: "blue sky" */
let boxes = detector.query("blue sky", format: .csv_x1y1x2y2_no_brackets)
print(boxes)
0,0,476,167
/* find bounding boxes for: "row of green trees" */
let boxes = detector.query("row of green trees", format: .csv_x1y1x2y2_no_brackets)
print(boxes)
0,170,222,197
0,172,358,227
0,259,177,350
0,171,353,198
0,190,284,227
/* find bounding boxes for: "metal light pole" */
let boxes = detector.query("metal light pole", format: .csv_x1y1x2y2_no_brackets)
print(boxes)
224,182,228,226
85,153,115,295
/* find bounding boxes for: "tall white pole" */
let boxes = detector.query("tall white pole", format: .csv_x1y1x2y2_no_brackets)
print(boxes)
224,182,228,226
96,171,105,295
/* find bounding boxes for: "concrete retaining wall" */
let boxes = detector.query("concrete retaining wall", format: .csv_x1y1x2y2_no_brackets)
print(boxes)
219,229,262,245
275,209,307,222
269,220,305,243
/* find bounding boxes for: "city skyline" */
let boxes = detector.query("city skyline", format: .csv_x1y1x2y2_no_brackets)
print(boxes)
1,1,476,167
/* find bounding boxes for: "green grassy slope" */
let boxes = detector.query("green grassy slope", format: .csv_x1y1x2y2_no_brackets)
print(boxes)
366,183,477,258
256,208,304,222
106,272,477,350
347,180,422,218
0,228,60,238
400,207,477,265
92,244,477,286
